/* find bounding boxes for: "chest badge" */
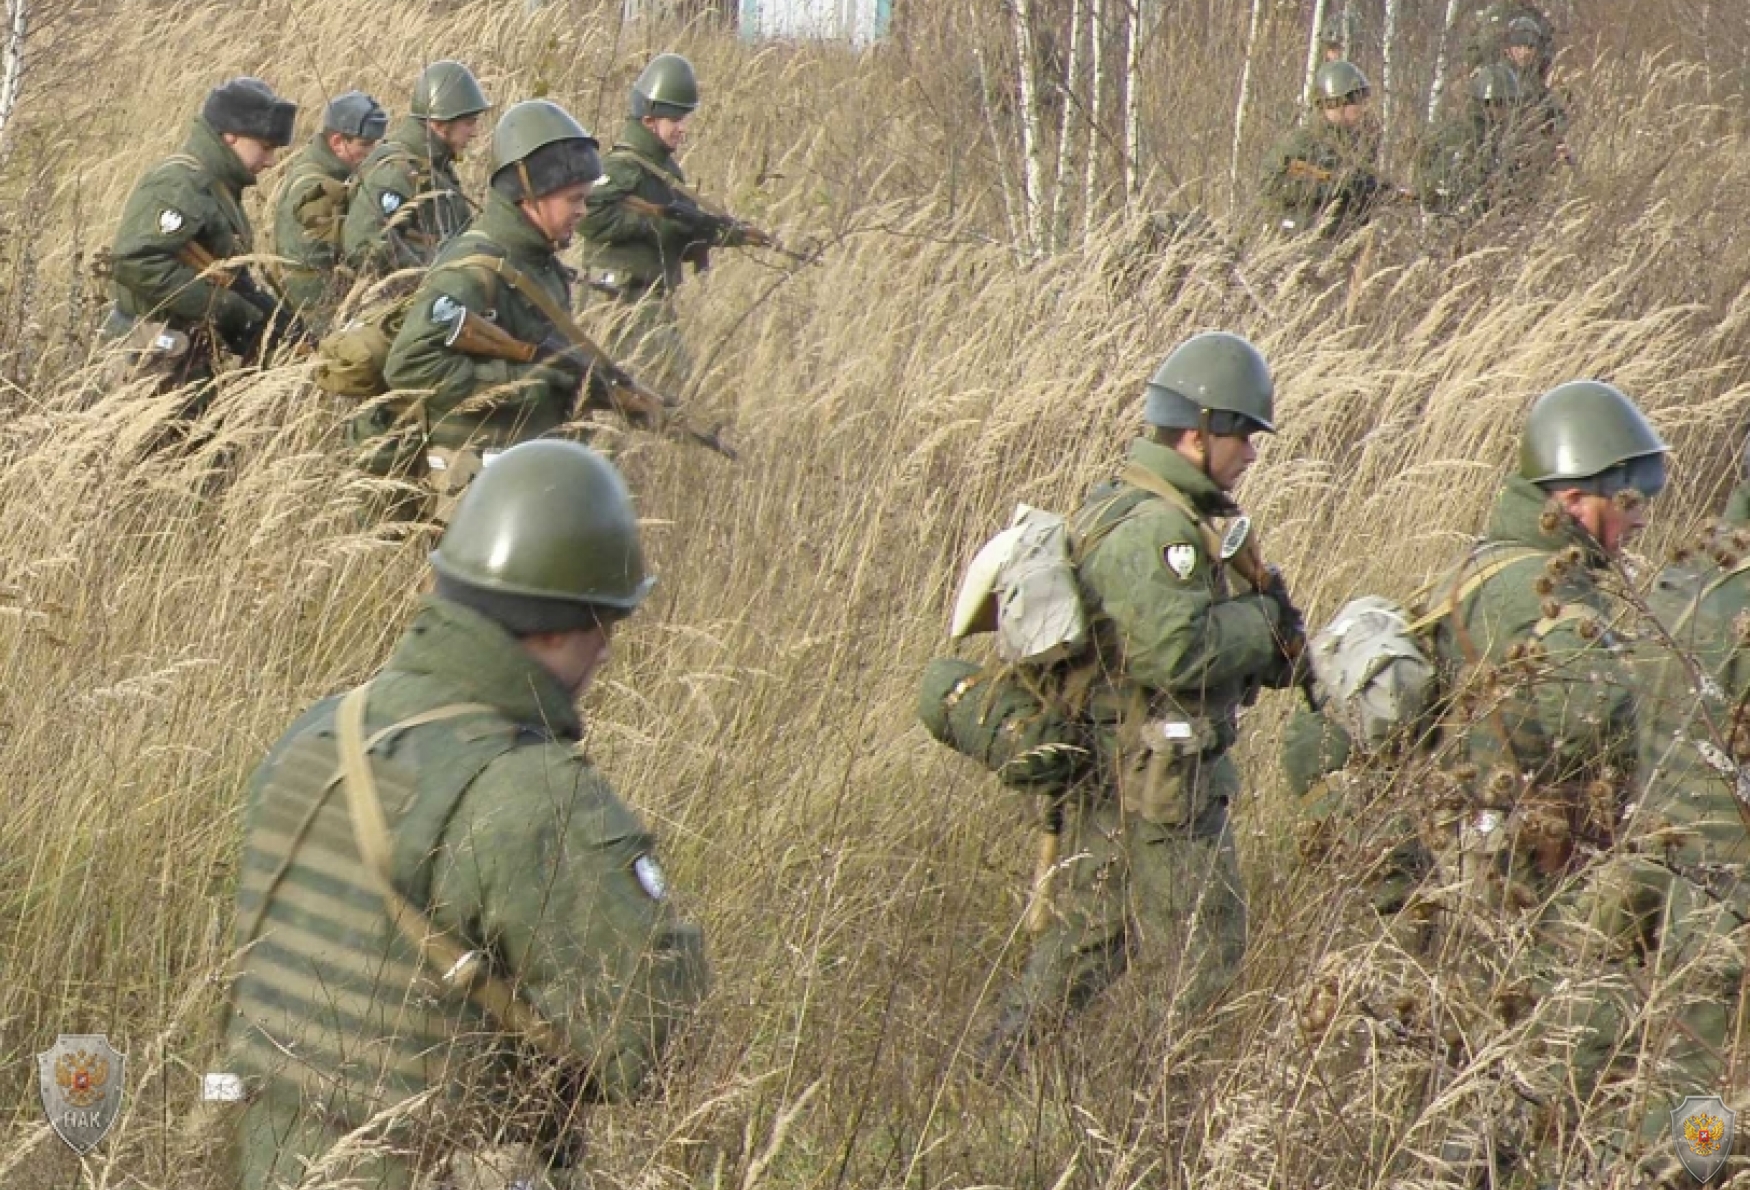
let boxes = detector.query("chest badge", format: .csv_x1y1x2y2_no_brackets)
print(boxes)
1220,516,1251,561
1163,543,1199,580
157,209,184,235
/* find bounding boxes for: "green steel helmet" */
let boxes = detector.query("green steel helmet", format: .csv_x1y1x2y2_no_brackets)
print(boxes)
1519,381,1670,498
630,53,700,120
1504,16,1544,48
430,440,655,615
411,60,492,122
1143,332,1276,435
1470,62,1523,104
1312,60,1371,106
323,90,388,141
488,100,602,198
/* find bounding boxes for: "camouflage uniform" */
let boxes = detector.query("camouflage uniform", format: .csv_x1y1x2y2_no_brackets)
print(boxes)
980,335,1297,1068
224,441,707,1190
1416,64,1554,220
1262,61,1387,238
345,115,476,280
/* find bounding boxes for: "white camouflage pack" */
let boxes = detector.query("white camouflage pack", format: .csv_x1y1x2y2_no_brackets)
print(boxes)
950,504,1089,666
1308,595,1439,750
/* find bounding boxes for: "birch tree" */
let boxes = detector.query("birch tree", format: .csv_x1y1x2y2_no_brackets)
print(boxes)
1380,0,1400,145
1427,0,1463,123
1302,0,1329,103
1230,0,1266,199
0,0,26,158
1122,0,1144,198
1048,0,1087,248
1009,0,1048,253
1082,0,1106,230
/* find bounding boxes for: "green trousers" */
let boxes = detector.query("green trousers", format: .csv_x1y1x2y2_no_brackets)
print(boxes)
1001,774,1247,1029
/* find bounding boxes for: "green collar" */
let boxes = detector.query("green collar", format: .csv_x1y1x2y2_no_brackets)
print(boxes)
615,119,683,178
476,189,559,259
386,597,583,738
302,132,350,180
1486,475,1604,563
185,117,256,192
389,115,455,172
1125,437,1238,515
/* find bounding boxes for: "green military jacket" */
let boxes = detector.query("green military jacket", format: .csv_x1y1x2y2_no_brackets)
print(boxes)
108,116,264,345
1634,484,1750,872
1431,477,1637,867
384,190,580,450
578,120,727,294
1071,438,1289,817
1261,119,1385,236
343,116,472,277
226,597,707,1190
267,133,352,327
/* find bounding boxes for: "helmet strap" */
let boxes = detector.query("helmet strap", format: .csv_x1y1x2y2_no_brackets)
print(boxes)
518,160,534,201
1199,409,1213,480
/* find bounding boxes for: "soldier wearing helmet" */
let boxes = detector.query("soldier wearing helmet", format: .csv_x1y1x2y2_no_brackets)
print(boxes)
344,60,492,279
101,77,300,395
371,101,625,518
1415,61,1551,218
223,439,707,1190
1261,60,1391,238
1465,1,1555,83
577,53,759,389
265,90,387,334
976,332,1303,1076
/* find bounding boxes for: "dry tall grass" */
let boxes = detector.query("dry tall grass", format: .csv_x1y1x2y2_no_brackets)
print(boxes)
2,1,1750,1187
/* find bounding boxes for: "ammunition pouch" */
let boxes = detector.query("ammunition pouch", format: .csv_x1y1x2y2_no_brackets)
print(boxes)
316,302,408,399
916,657,1088,791
1115,712,1221,826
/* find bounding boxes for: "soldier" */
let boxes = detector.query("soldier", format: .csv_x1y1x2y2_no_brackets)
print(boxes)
223,438,708,1190
344,60,492,283
578,53,762,390
1415,63,1544,220
372,100,630,519
266,90,388,335
1465,1,1555,82
102,77,303,393
1501,15,1571,164
977,332,1304,1074
1262,60,1389,238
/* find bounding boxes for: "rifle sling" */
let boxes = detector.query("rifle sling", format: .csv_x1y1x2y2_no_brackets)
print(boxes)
610,145,721,217
1117,462,1226,562
336,683,573,1058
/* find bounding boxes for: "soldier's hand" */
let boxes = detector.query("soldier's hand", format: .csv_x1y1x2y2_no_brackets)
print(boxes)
527,360,586,400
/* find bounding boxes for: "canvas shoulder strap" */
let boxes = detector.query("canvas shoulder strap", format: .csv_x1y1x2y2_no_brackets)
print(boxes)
1405,544,1544,636
463,253,617,360
611,144,717,213
1117,462,1225,560
335,684,572,1058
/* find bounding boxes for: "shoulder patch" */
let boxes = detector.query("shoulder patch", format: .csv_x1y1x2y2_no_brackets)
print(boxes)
380,190,404,215
632,853,668,901
431,294,464,324
1163,543,1199,580
158,209,184,235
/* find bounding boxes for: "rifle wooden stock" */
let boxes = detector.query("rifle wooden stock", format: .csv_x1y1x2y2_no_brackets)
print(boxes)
622,194,807,263
443,310,739,461
1283,159,1417,203
178,241,235,287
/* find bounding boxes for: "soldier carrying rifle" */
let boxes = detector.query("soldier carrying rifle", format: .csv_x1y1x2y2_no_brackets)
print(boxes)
1261,61,1399,239
578,53,800,391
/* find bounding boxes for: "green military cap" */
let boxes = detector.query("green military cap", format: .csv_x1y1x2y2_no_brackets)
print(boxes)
323,90,388,140
1470,62,1523,104
411,60,492,122
1144,332,1277,435
431,440,655,621
489,100,602,199
1312,60,1370,106
1520,380,1669,498
202,77,298,147
631,53,700,120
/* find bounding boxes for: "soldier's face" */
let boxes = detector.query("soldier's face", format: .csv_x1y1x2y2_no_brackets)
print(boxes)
646,115,689,152
1564,491,1648,556
330,133,379,169
223,134,280,177
526,623,615,698
1506,45,1537,70
1187,430,1258,492
522,180,594,247
1322,98,1368,129
432,114,483,153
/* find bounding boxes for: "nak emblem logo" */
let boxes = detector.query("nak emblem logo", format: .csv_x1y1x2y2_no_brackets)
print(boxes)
37,1034,126,1154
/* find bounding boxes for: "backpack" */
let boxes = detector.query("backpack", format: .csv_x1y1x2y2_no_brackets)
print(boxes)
1306,545,1543,752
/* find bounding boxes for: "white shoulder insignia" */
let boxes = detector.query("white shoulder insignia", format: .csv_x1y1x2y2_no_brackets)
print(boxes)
633,854,668,901
380,190,404,215
158,209,184,235
431,294,463,324
1163,543,1198,580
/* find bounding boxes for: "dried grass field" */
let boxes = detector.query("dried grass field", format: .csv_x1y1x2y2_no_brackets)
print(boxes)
3,0,1750,1186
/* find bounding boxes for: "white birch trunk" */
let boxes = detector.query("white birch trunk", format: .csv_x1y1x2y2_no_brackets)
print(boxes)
1122,0,1144,198
1048,0,1086,249
1302,0,1328,103
973,35,1023,251
1230,0,1265,201
0,0,25,154
1083,0,1106,231
1427,0,1463,123
1011,0,1047,253
1380,0,1399,147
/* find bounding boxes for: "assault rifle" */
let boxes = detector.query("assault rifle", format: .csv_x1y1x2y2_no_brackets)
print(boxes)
1222,515,1319,714
1283,159,1418,203
622,194,815,266
178,241,315,357
442,308,738,461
